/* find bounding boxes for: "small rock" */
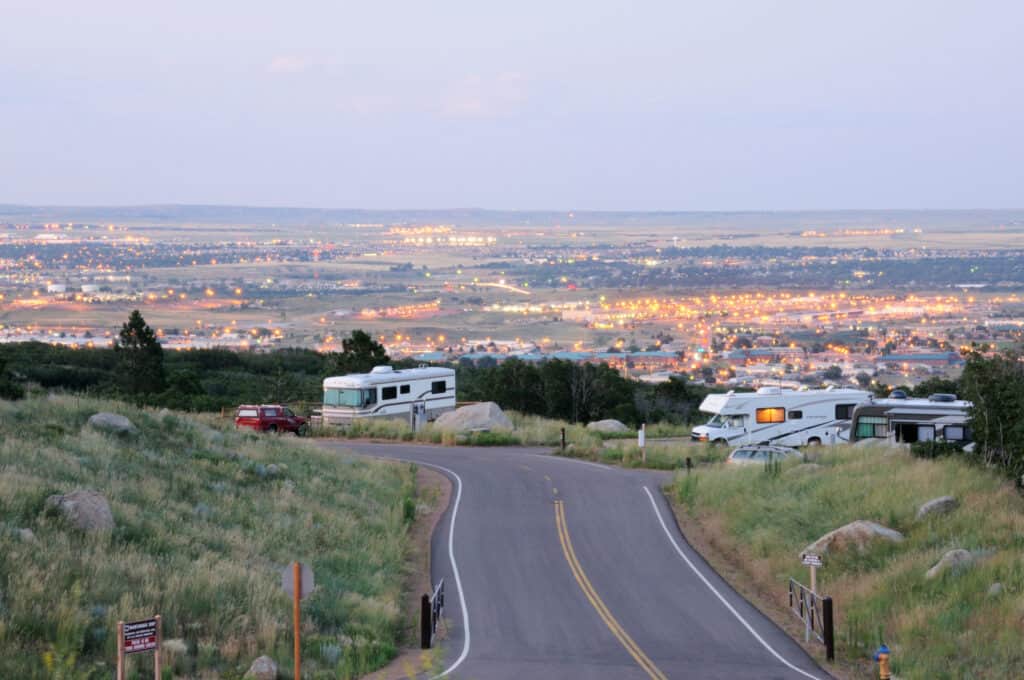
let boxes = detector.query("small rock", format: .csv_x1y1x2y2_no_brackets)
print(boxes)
802,520,904,557
162,638,189,656
45,490,115,531
916,496,959,520
926,549,974,579
17,528,36,542
87,412,138,436
243,655,278,680
785,463,823,476
586,419,631,433
209,481,229,493
193,503,213,520
988,582,1004,597
266,464,282,477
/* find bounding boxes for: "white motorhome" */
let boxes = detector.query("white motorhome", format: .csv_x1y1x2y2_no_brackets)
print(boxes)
691,386,870,447
849,393,972,444
320,365,456,425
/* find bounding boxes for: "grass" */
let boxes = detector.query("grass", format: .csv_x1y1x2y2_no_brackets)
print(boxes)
668,444,1024,679
0,394,418,680
556,439,728,470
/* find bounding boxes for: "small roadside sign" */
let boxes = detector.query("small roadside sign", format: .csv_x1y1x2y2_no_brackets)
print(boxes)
802,553,823,567
281,562,315,600
123,618,158,654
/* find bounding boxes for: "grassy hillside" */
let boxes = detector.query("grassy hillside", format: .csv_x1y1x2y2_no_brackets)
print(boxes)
670,445,1024,679
0,395,416,679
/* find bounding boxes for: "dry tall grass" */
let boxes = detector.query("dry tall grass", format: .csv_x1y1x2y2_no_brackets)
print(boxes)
671,445,1024,679
0,394,416,679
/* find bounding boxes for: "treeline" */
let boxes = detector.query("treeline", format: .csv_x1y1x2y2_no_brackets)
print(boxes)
456,357,713,425
0,314,714,425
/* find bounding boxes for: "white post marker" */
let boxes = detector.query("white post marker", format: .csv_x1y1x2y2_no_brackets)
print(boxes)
639,423,646,463
802,552,822,593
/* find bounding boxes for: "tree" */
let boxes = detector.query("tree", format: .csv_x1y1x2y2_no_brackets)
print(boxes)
331,329,389,374
113,310,165,394
823,365,843,381
960,348,1024,479
855,371,872,388
0,355,25,400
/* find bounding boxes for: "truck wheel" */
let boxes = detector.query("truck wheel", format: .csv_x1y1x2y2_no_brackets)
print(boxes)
296,424,309,437
712,438,728,446
807,437,822,446
266,424,278,434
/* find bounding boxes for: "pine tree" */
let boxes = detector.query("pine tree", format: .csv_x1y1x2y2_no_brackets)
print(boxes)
331,330,389,374
113,310,166,394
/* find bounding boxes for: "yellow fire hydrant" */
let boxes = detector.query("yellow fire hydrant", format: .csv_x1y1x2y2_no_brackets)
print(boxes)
874,644,891,680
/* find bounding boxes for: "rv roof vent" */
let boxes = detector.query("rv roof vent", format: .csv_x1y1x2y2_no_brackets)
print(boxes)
756,386,782,395
370,365,394,374
888,389,908,399
928,393,957,403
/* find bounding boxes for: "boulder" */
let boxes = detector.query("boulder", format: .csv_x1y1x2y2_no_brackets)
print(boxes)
87,412,138,436
802,520,904,557
915,495,959,520
586,419,630,433
988,582,1004,598
926,549,974,579
243,655,278,680
434,402,513,432
45,490,115,531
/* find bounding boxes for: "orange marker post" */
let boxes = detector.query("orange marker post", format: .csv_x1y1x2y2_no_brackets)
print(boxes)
293,561,301,680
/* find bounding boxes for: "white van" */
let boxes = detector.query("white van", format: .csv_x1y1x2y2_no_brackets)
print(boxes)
320,365,456,425
691,386,870,447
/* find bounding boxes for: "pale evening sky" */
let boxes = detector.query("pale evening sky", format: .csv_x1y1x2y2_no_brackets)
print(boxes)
1,1,1021,210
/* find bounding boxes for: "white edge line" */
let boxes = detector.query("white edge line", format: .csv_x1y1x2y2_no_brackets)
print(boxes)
418,462,470,679
642,486,824,680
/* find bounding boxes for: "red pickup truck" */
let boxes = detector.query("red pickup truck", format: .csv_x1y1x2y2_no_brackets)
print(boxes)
234,405,308,436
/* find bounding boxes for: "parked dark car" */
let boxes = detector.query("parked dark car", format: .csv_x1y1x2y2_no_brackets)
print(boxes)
234,404,308,435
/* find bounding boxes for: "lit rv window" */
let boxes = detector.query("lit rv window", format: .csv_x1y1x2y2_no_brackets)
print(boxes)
755,407,785,424
382,386,398,400
431,380,447,394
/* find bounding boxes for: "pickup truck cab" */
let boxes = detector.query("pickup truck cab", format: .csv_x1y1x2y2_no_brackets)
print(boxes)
235,404,308,435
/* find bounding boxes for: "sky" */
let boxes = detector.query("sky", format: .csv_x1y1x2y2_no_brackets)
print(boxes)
1,1,1022,211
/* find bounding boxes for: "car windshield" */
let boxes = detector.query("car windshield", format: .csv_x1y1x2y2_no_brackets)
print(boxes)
325,388,367,407
731,449,753,459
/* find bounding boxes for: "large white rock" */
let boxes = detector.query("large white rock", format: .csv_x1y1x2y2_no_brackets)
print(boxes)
586,419,631,433
926,549,974,579
45,490,115,531
802,520,904,557
87,412,138,436
916,495,959,520
434,402,514,432
243,656,278,680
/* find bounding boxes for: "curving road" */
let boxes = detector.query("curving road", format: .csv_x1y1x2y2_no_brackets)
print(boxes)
319,441,830,680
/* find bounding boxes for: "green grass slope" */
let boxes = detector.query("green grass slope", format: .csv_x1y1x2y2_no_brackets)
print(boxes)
0,395,416,679
671,445,1024,679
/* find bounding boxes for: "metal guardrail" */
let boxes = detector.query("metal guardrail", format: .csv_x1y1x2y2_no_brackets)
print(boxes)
788,578,835,661
420,578,445,649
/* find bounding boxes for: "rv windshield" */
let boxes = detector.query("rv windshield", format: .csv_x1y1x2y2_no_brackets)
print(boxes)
706,414,744,428
324,388,371,407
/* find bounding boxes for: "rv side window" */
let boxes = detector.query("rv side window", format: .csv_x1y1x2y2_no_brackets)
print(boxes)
943,425,965,441
835,404,856,420
917,425,935,442
789,410,803,420
755,407,785,424
431,380,447,394
363,389,377,406
856,416,887,439
381,386,398,400
400,384,411,395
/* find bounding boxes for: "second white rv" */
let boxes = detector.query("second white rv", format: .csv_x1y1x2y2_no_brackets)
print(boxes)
691,386,870,447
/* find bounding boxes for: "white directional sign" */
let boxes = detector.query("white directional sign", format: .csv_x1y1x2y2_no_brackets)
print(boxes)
802,553,823,567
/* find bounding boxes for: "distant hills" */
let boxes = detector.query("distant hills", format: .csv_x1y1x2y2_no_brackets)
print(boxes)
1,203,1022,230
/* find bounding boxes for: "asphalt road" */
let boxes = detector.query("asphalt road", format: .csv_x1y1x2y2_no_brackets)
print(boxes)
319,441,830,680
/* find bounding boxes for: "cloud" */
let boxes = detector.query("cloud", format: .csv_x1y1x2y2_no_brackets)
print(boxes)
267,55,314,74
439,72,528,117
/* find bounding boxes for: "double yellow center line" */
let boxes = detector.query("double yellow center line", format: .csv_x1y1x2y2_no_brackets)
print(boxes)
553,499,669,680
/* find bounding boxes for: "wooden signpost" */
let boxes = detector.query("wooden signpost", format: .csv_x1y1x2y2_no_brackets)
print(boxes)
802,552,822,593
281,561,315,680
116,615,161,680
